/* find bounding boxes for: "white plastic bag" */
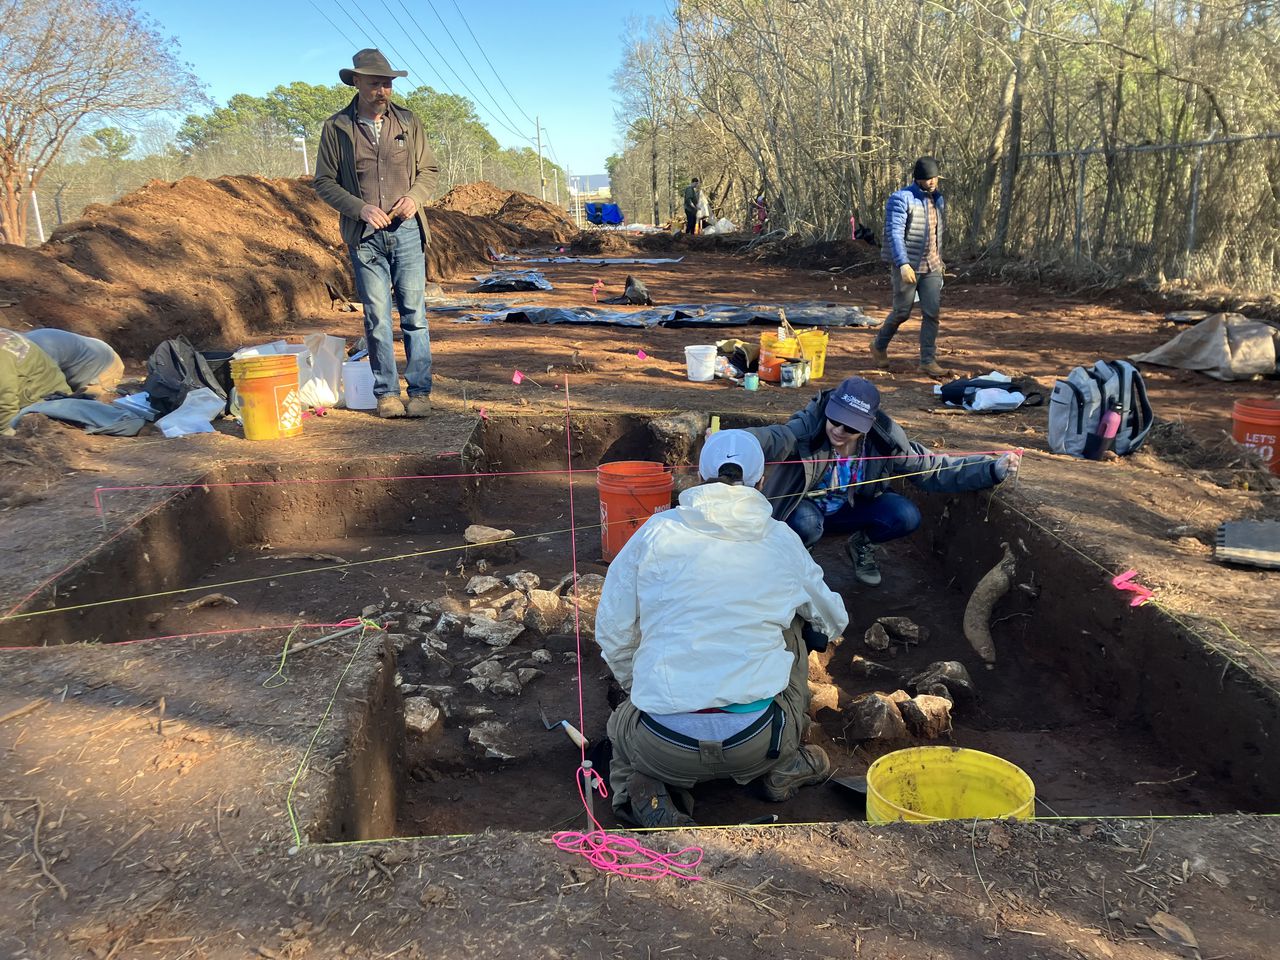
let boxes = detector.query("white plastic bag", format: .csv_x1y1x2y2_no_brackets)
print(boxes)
155,387,225,437
298,333,346,408
702,217,738,236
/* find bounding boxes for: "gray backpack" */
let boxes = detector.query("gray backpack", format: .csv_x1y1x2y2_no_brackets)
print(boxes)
1048,360,1153,457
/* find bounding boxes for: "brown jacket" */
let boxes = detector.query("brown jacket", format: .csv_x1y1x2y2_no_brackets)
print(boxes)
313,97,440,249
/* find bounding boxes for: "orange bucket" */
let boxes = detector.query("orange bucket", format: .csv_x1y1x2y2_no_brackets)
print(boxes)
231,354,303,441
1232,398,1280,475
597,461,674,562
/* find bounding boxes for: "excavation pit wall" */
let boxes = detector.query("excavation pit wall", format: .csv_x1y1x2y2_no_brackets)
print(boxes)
3,414,1277,841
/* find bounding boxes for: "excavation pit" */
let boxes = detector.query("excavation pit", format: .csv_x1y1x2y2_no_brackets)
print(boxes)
5,414,1278,841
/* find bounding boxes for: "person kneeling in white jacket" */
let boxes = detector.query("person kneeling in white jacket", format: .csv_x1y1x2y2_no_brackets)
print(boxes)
596,430,849,828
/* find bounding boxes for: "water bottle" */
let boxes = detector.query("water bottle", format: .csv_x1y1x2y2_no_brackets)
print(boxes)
1083,398,1122,460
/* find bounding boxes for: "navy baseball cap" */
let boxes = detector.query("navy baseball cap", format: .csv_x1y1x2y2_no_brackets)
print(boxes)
824,377,880,433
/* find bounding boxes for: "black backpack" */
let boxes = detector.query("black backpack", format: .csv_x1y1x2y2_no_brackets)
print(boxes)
141,336,228,417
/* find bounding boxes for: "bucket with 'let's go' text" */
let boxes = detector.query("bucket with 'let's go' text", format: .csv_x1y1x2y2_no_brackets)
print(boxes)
596,461,674,562
1232,398,1280,475
231,354,303,441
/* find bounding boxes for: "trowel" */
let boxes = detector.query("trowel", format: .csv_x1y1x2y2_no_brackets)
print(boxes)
538,702,589,749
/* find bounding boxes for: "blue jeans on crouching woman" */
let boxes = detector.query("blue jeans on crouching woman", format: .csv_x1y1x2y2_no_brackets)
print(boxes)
785,492,922,548
349,217,432,400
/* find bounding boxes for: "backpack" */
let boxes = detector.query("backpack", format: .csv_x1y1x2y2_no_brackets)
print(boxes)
141,336,228,417
1048,359,1153,457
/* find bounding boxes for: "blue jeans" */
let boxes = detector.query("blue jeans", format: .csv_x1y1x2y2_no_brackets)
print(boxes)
786,493,921,548
874,268,943,364
348,218,431,398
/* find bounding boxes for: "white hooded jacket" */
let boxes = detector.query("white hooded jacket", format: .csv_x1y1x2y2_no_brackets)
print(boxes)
595,482,849,715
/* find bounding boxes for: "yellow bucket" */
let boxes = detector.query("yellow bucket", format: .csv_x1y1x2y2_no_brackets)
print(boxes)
230,354,303,441
866,746,1035,823
760,329,829,380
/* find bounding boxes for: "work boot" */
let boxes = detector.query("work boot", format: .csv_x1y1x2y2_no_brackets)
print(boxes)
404,395,432,418
762,744,832,802
918,360,948,378
869,342,890,369
376,395,406,418
846,530,882,586
627,773,697,828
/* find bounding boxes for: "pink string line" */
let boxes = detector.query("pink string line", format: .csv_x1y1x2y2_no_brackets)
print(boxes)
552,764,703,881
90,450,1016,515
1111,569,1155,607
1,621,369,654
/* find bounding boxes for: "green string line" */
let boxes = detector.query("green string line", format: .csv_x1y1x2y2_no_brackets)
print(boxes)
262,623,305,689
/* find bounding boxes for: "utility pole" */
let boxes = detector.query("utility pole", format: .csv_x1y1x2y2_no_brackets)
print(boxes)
294,136,310,176
536,116,546,201
553,168,560,206
28,168,45,244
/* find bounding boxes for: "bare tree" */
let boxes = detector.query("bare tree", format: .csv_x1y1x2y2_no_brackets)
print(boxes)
0,0,204,245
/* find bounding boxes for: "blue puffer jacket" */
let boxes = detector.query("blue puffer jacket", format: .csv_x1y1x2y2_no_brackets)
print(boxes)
881,183,945,268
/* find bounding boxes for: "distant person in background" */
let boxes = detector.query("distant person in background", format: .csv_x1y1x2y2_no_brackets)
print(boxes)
682,177,703,234
314,48,440,419
0,328,71,434
872,156,948,378
696,189,712,233
752,194,769,234
24,329,124,399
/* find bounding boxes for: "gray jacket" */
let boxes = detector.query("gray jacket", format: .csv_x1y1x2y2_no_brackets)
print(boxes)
745,388,1002,522
314,97,440,249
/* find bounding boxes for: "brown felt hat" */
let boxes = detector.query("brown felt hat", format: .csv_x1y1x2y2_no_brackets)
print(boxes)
340,49,408,86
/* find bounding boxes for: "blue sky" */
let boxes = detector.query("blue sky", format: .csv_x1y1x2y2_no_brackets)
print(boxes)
135,0,671,177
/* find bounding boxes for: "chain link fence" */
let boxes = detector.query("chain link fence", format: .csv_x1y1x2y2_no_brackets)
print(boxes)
983,133,1280,295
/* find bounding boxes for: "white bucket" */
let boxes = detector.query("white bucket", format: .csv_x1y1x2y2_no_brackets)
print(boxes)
341,360,376,410
684,345,717,382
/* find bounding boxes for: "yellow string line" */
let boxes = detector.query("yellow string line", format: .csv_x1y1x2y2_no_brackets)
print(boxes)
0,457,1002,624
284,619,381,850
262,623,305,689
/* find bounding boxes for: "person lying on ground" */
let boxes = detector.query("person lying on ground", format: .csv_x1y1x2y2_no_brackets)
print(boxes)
24,328,124,400
595,430,849,828
1,328,72,435
743,376,1021,587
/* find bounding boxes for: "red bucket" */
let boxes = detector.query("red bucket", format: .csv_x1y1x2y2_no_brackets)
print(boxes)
1232,399,1280,475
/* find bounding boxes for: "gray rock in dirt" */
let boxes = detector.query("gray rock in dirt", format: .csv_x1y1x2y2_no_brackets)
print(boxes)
470,659,506,680
463,524,518,564
863,622,892,651
417,685,458,716
516,668,543,686
468,720,517,761
489,674,523,698
552,572,605,602
432,612,464,639
876,617,929,645
404,614,433,634
464,677,491,694
404,698,444,740
461,705,494,720
849,655,897,679
647,411,707,464
465,575,506,596
464,614,525,648
921,682,953,705
465,524,514,545
423,596,469,619
524,590,566,635
845,692,908,741
908,661,976,701
506,571,541,592
530,648,553,664
899,695,953,739
385,634,413,654
562,652,579,665
361,603,383,619
422,635,449,653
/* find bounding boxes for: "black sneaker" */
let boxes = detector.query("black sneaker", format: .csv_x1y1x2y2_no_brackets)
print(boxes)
627,773,697,828
846,531,882,586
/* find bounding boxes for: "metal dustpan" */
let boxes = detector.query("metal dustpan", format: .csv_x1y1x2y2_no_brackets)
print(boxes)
829,774,868,797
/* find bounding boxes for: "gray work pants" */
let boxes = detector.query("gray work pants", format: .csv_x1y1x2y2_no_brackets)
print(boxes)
606,619,811,814
873,268,943,364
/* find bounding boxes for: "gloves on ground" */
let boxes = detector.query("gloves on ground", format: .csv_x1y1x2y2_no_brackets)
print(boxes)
899,263,917,285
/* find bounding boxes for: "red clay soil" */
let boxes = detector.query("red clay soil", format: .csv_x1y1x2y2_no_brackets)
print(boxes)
434,180,578,243
0,175,568,360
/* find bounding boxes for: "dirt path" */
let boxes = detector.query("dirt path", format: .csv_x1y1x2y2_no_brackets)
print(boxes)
1,217,1279,957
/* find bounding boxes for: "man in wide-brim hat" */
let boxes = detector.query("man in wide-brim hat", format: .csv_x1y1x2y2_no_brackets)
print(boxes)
314,49,440,418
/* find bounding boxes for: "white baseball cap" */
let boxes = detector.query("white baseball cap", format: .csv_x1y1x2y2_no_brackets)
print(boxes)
699,429,766,486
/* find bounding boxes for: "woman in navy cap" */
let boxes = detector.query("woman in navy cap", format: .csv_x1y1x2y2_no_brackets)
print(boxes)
744,376,1018,586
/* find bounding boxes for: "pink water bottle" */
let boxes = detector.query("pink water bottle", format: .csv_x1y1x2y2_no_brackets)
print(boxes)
1083,398,1122,460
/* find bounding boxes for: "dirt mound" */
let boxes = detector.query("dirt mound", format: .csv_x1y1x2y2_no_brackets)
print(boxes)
433,180,513,217
0,416,94,509
759,237,882,269
568,231,639,255
0,176,527,359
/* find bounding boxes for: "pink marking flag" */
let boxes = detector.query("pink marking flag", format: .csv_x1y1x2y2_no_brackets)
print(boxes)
636,349,649,360
512,370,525,384
1111,569,1154,607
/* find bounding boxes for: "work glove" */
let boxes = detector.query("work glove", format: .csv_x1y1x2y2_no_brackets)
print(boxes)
801,622,829,653
993,449,1023,484
899,263,917,285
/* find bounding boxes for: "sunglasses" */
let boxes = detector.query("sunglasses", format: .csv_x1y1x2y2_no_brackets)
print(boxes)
826,417,859,432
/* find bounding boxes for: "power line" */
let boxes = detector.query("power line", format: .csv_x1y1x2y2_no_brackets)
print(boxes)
368,0,454,95
448,0,537,128
307,0,360,49
323,0,378,49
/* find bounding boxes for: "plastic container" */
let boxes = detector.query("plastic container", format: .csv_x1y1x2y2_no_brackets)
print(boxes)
230,354,303,441
596,461,674,562
796,329,829,379
341,359,377,410
743,373,759,391
684,345,717,382
1232,398,1280,475
865,746,1035,823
